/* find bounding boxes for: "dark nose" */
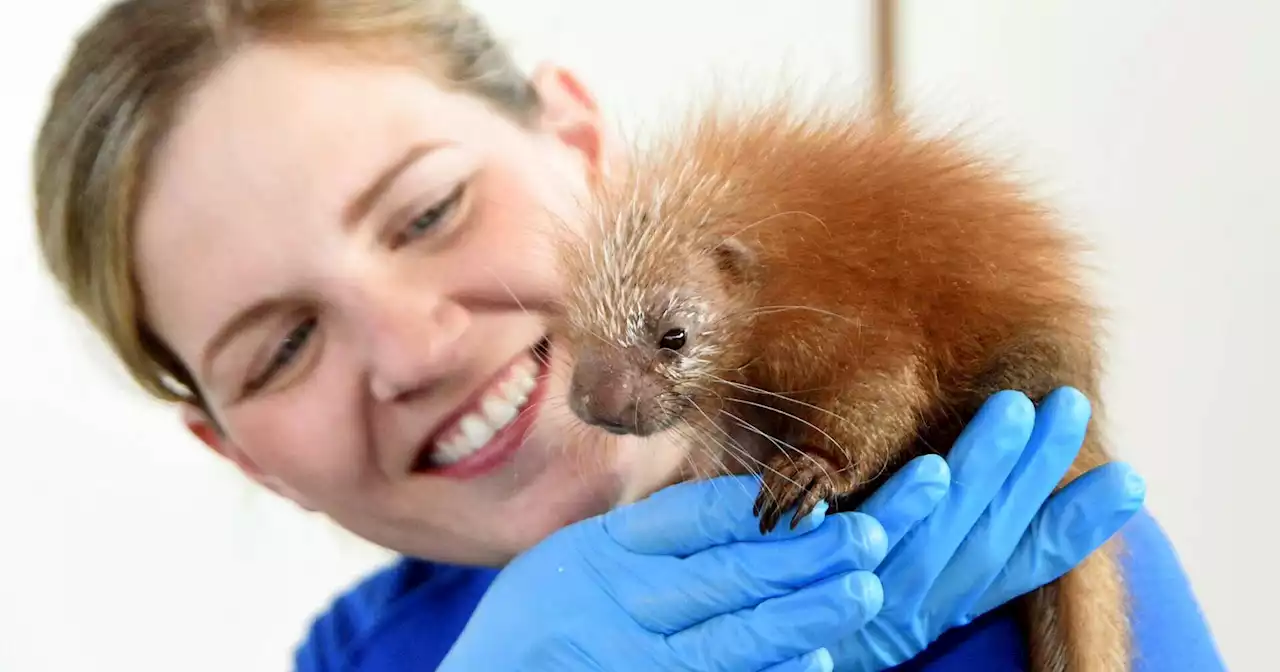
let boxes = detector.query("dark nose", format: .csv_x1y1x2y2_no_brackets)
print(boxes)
569,363,639,435
593,416,633,435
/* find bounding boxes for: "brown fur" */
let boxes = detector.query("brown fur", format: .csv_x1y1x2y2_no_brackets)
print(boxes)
552,94,1130,671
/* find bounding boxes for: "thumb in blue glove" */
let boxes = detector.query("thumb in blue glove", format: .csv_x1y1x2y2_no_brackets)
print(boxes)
437,460,950,672
829,387,1146,671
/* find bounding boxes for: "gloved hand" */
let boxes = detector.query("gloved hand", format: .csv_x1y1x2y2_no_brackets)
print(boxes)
437,455,951,672
830,387,1147,671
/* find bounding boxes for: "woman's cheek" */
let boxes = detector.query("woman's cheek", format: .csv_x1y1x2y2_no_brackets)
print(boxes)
228,383,368,493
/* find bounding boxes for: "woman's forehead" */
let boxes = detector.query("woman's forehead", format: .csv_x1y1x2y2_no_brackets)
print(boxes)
150,43,468,211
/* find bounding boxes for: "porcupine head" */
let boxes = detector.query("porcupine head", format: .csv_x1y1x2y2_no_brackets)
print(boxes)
551,158,765,445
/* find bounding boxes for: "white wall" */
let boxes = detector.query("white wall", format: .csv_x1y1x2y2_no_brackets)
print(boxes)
0,1,1267,670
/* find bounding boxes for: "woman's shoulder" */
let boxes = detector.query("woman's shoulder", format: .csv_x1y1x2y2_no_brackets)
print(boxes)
1118,507,1226,670
293,557,498,672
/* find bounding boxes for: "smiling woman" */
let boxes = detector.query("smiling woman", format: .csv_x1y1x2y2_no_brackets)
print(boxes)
131,37,628,563
29,1,1219,671
35,0,667,570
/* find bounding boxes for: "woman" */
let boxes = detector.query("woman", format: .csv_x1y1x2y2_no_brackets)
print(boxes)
33,1,1220,670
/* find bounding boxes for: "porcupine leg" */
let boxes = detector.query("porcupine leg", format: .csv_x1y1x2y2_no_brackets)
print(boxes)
752,356,932,534
967,329,1132,672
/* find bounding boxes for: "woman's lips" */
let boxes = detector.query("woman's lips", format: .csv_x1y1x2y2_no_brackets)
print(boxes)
410,338,551,479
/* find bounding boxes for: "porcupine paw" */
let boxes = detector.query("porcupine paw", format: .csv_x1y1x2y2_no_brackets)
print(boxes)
752,452,848,534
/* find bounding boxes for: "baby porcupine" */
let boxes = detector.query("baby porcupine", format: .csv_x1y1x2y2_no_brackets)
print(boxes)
552,95,1131,672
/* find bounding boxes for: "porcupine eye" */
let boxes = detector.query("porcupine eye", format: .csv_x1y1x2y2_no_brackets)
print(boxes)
658,328,687,351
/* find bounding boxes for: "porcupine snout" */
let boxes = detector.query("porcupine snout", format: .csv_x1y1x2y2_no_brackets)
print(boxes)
568,354,641,435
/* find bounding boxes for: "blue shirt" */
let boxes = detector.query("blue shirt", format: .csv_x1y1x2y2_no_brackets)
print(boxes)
294,509,1225,671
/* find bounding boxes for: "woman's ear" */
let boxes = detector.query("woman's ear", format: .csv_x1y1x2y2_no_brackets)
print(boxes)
529,63,613,179
179,403,315,511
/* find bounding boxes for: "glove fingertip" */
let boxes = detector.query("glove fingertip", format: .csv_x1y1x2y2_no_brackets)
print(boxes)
950,390,1035,468
1069,466,1146,547
988,389,1037,426
835,512,889,566
844,571,885,619
1042,386,1093,424
909,454,952,501
809,648,835,672
1119,463,1147,504
914,452,951,479
1069,462,1147,525
800,499,832,531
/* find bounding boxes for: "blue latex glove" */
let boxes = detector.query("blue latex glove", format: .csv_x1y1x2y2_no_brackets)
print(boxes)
437,458,950,672
831,387,1148,671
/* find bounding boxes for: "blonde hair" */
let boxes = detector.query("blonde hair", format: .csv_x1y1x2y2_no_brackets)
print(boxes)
33,0,540,408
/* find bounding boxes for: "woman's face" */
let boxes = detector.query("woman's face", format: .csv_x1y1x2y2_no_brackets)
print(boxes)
133,42,688,565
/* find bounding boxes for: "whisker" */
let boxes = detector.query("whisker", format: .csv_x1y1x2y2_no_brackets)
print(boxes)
704,208,833,247
723,396,847,457
685,402,768,475
728,304,866,333
479,267,531,317
682,397,805,501
704,373,855,432
716,407,834,485
673,422,765,511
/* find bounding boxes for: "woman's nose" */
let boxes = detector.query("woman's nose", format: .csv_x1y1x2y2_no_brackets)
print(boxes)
356,289,469,403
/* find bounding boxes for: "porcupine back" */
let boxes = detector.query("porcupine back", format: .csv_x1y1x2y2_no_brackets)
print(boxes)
634,97,1105,426
579,94,1129,672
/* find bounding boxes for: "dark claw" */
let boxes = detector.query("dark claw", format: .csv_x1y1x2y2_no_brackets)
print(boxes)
754,487,784,534
790,481,832,529
755,492,778,534
758,509,777,536
754,452,848,535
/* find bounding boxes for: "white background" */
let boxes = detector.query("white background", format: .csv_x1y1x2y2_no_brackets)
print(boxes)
0,1,1271,670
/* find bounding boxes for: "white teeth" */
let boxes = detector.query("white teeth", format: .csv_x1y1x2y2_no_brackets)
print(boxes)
499,380,519,401
435,436,473,465
509,374,535,398
428,358,542,467
459,414,494,446
482,396,518,426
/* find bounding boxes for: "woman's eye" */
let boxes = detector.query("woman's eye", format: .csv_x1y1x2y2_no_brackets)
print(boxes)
395,182,466,246
245,317,317,393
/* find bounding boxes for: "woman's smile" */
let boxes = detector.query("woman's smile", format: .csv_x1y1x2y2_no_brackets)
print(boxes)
411,337,552,478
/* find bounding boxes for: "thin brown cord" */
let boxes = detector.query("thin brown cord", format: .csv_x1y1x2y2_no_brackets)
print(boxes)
873,0,898,120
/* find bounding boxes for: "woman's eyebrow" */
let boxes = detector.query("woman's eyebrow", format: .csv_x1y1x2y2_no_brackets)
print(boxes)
344,142,446,227
200,299,283,379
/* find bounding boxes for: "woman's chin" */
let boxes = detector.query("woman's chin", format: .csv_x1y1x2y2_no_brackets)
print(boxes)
485,468,619,557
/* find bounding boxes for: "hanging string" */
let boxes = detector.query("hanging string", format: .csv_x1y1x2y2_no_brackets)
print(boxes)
873,0,898,121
